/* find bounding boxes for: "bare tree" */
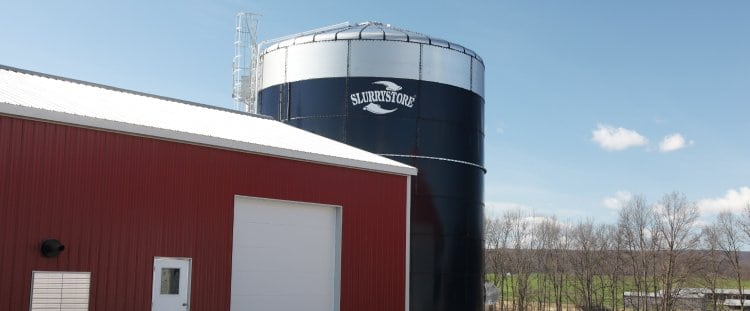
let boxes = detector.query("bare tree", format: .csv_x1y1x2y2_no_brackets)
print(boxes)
602,223,626,311
569,220,609,311
715,210,746,309
653,192,700,311
508,210,533,311
485,218,501,310
531,218,549,311
531,216,567,311
617,195,654,311
537,217,569,311
486,210,533,311
699,224,726,311
647,220,663,311
485,214,514,311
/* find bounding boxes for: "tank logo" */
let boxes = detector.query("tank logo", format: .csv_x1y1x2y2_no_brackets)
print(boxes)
350,81,416,115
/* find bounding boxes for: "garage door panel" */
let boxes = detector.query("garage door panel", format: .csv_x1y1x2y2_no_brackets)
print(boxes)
235,201,335,225
231,269,334,295
233,222,335,248
231,246,332,271
232,293,332,311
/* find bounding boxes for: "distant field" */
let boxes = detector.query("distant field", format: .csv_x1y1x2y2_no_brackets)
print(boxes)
485,273,750,307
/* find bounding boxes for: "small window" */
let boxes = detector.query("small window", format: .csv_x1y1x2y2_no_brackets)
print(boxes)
160,268,180,295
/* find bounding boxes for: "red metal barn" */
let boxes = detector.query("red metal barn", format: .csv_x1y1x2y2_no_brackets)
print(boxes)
0,65,416,311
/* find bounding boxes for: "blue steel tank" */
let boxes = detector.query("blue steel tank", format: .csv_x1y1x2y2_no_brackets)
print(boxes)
257,22,485,311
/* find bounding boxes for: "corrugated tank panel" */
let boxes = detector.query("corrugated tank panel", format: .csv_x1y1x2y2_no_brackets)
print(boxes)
0,114,408,311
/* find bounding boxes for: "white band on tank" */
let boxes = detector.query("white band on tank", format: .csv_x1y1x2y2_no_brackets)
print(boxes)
259,23,484,97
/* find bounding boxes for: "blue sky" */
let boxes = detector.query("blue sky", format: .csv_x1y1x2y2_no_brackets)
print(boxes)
2,1,748,223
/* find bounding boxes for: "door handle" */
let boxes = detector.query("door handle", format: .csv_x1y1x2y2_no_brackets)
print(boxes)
182,303,188,306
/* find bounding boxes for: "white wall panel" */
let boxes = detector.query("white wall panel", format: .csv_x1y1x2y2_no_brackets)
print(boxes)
287,41,348,83
260,50,287,89
349,41,420,80
421,45,472,91
472,58,485,97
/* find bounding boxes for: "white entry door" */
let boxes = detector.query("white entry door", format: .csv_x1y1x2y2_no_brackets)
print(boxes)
152,257,191,311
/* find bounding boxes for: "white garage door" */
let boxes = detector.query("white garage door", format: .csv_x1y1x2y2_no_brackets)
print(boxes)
231,196,341,311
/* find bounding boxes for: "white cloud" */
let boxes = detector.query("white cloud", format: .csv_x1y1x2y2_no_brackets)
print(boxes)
698,187,750,214
659,133,693,152
591,124,648,151
602,190,632,210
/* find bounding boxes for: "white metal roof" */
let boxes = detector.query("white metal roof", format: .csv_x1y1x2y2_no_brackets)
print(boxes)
0,65,416,176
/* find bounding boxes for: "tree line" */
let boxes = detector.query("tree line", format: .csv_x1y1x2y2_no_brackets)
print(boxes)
484,192,750,311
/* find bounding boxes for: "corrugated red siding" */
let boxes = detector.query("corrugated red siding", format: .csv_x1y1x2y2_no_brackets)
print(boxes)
0,114,407,311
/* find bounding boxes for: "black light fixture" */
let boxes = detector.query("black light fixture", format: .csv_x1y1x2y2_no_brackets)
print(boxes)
41,239,65,257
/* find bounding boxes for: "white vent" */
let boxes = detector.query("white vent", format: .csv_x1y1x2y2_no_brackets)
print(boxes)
30,271,91,311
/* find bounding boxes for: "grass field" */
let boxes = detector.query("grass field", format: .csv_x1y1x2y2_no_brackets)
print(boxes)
485,273,750,308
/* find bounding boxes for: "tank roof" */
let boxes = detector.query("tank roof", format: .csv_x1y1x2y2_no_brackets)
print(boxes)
263,21,483,64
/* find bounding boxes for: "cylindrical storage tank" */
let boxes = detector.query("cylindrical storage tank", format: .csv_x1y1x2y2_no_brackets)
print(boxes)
257,22,485,311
